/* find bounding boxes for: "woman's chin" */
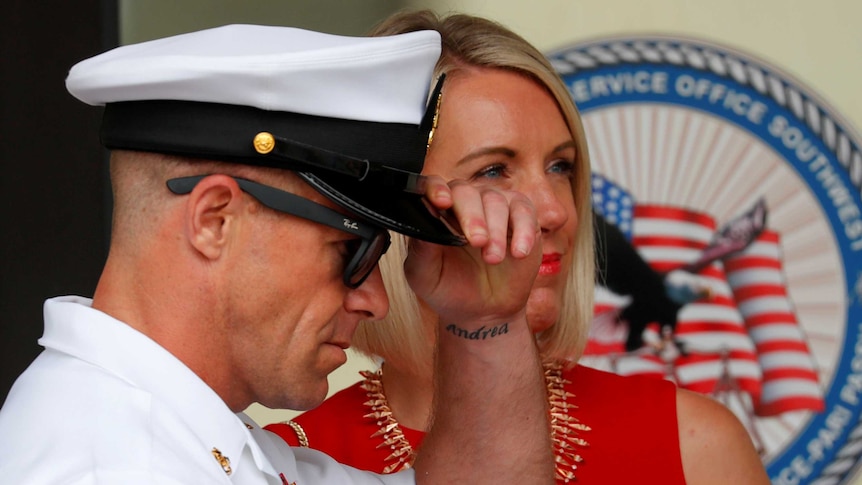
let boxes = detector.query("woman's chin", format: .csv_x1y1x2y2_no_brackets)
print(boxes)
526,290,561,334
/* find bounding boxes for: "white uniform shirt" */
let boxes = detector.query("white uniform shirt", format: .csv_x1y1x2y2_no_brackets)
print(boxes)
0,296,414,485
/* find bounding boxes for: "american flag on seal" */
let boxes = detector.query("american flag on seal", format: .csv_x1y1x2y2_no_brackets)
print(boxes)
582,173,822,416
724,231,825,416
586,173,665,377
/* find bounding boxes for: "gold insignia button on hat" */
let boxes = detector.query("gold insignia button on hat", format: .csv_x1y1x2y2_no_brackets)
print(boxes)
253,132,275,155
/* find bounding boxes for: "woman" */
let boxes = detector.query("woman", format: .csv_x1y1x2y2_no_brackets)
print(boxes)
266,10,768,484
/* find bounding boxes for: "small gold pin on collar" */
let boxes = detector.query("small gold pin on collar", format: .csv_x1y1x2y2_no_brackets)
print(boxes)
212,447,232,475
253,132,276,154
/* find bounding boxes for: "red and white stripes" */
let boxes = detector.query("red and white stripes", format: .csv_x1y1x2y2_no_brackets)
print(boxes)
724,230,824,415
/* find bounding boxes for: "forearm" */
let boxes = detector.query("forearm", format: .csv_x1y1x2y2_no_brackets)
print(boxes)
412,312,554,484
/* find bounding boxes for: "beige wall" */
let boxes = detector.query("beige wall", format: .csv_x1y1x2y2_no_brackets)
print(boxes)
121,1,862,173
120,0,403,42
406,0,862,137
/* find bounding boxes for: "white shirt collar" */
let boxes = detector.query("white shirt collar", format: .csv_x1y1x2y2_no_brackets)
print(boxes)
40,296,279,481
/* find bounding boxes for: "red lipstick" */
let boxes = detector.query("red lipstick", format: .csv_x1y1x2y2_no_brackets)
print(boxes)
539,253,562,276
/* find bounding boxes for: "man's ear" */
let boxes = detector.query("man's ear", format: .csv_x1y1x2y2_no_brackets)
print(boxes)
183,174,244,260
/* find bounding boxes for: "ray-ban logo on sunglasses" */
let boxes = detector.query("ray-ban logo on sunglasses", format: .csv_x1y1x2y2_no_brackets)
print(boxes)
343,219,359,230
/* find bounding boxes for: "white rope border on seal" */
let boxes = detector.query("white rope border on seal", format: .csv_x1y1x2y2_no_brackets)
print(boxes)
548,38,862,198
548,36,862,485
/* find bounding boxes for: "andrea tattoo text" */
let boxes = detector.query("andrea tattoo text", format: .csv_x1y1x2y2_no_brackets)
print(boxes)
445,323,510,341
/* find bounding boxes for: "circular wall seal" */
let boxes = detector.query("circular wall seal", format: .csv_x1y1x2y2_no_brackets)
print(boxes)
547,35,862,484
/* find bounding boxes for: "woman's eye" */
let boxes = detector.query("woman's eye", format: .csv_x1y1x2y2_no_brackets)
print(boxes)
549,159,576,177
473,164,507,180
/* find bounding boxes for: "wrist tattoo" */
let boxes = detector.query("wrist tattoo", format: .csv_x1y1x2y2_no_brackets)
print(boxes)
445,322,509,340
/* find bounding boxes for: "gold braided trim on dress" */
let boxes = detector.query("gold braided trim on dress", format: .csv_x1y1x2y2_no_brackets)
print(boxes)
361,362,590,481
361,370,416,473
545,361,590,483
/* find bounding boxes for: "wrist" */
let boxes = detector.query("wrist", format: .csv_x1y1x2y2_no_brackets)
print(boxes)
436,309,533,349
442,321,511,341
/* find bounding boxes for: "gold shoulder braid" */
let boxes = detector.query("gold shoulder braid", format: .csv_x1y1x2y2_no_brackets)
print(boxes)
361,362,590,481
279,420,309,448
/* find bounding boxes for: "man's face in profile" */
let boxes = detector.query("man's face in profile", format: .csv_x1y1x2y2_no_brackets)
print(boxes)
218,172,389,411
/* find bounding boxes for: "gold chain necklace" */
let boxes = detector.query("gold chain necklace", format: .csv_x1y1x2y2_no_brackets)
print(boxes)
361,361,590,481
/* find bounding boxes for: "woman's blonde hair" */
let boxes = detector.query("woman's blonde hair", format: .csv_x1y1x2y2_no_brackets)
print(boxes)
352,10,595,374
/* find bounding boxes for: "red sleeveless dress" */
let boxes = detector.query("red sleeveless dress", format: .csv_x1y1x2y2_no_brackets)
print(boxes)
265,364,686,484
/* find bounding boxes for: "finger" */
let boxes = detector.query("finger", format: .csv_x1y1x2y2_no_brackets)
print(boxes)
478,188,511,264
448,180,489,247
421,175,454,210
506,192,539,258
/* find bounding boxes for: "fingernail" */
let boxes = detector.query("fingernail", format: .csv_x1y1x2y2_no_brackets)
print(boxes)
486,246,504,263
468,227,487,241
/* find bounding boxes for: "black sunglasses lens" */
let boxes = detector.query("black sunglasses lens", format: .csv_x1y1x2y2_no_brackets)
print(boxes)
345,232,391,288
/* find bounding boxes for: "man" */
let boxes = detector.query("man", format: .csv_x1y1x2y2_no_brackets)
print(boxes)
0,25,552,483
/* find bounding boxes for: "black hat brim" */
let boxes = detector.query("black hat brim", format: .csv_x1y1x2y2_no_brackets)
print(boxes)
298,170,465,246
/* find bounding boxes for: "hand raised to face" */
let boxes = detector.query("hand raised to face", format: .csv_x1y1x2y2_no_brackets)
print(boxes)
404,175,542,327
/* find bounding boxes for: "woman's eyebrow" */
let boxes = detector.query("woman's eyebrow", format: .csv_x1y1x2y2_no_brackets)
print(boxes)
551,140,578,154
455,146,517,166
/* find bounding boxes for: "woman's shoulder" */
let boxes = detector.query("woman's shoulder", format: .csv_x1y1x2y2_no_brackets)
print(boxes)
565,364,768,483
675,389,769,484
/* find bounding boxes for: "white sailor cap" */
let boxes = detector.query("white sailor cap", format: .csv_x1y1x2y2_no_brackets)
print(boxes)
66,24,462,245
